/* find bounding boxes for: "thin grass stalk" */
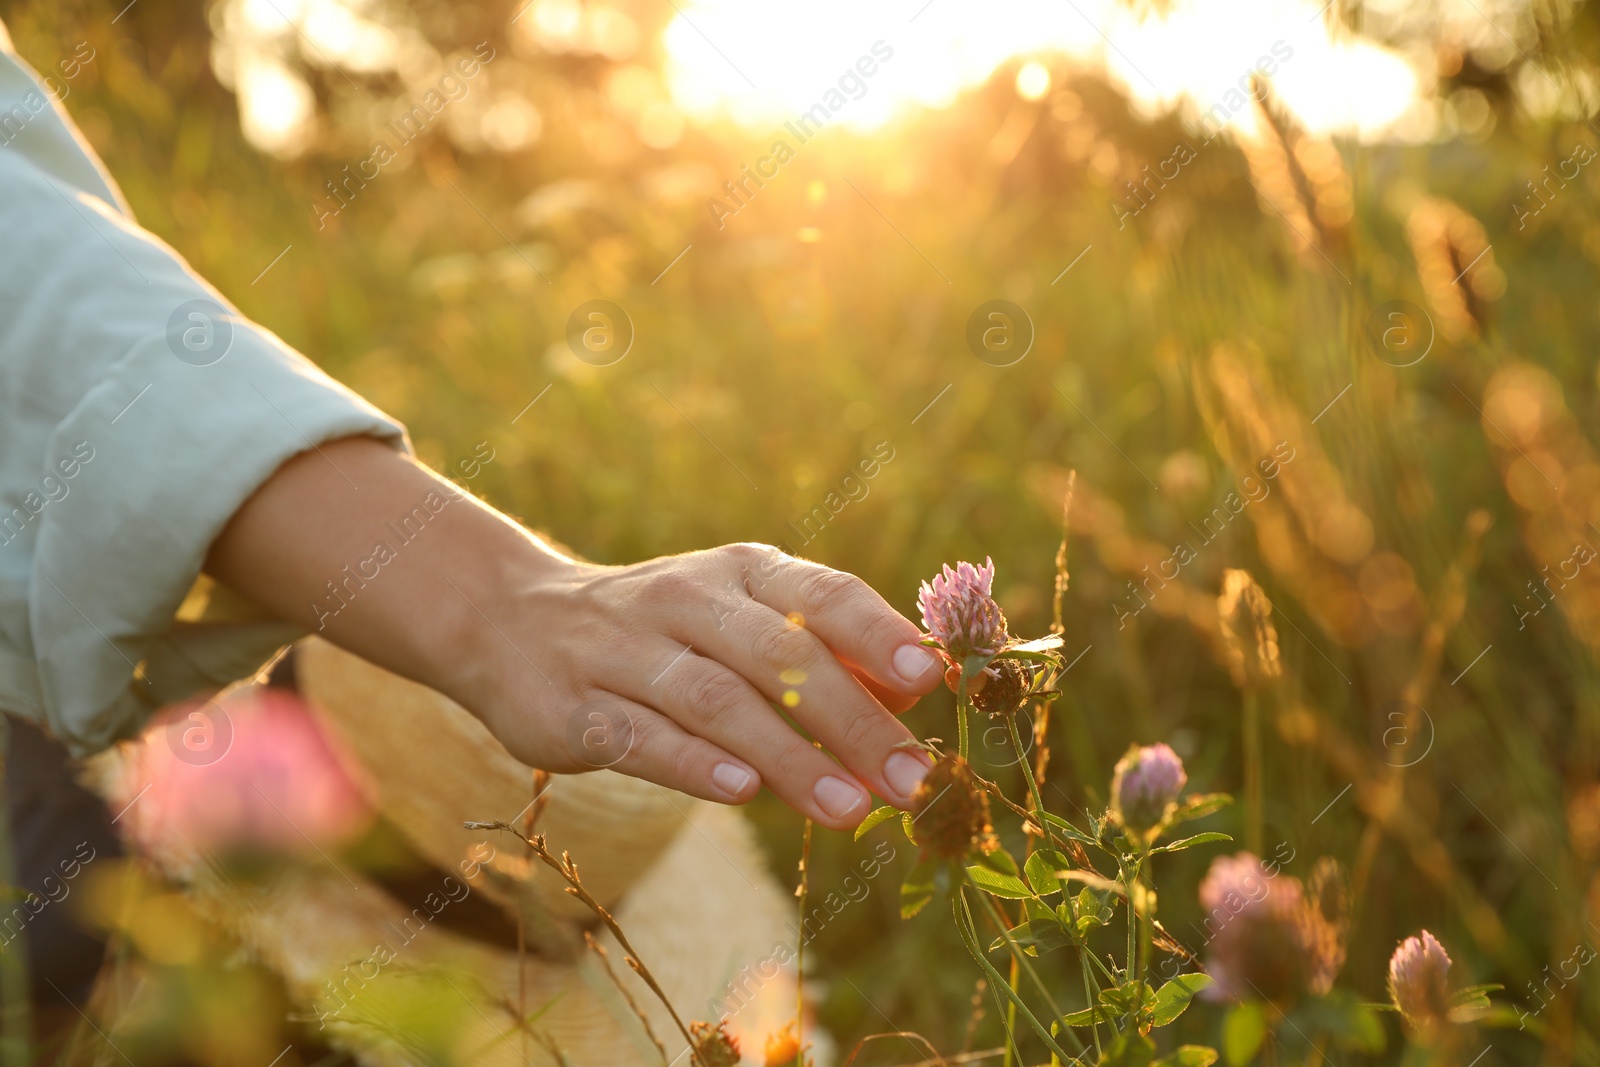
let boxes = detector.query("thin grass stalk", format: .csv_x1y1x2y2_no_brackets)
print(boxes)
1243,690,1263,855
464,820,704,1067
954,891,1079,1063
0,718,29,1067
584,932,667,1065
796,816,813,1067
971,891,1081,1056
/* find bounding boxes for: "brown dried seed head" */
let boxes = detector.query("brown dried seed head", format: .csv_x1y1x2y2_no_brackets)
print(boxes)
690,1020,742,1067
912,755,994,860
972,658,1036,719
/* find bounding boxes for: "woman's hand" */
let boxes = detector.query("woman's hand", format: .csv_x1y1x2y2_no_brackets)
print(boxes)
206,438,941,830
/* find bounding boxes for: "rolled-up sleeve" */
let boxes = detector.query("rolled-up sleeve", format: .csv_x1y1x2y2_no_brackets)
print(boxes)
0,43,409,754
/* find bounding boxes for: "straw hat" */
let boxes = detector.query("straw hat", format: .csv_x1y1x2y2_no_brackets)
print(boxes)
85,637,814,1066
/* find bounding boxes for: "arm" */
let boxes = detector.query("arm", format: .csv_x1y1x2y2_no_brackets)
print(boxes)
204,437,942,830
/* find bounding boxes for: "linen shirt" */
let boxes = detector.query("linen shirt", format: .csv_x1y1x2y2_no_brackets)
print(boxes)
0,22,409,755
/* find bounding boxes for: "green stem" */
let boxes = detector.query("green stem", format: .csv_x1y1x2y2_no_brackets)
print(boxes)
0,718,30,1067
954,892,1080,1064
1003,956,1019,1067
1008,714,1047,824
974,892,1081,1055
1243,689,1263,855
957,671,971,760
1073,926,1105,1057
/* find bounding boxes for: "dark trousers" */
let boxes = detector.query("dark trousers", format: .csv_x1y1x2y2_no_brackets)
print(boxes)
2,714,119,1047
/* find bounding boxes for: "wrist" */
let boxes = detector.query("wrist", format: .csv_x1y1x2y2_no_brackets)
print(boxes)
428,515,589,722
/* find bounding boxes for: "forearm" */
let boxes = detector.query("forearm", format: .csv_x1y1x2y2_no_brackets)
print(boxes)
202,436,568,713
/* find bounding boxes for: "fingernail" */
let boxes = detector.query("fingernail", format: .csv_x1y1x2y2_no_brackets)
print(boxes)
892,644,939,686
711,762,753,798
812,775,868,819
883,750,931,800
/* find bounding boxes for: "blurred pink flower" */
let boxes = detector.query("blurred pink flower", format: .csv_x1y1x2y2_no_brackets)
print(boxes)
115,689,372,861
1389,930,1452,1035
917,558,1009,664
1199,852,1340,1005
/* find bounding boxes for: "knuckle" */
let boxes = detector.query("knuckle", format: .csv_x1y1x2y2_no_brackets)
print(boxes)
749,622,819,672
797,568,865,617
669,739,705,786
838,706,887,751
639,566,701,604
677,666,747,727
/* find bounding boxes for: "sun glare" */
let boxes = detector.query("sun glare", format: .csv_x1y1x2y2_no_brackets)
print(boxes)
662,0,1423,140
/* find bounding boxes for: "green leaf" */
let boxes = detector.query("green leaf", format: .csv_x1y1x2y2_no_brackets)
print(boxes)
1025,849,1072,896
854,805,901,841
1150,832,1233,855
1223,1002,1266,1066
1153,1047,1219,1067
1171,793,1233,824
1098,980,1154,1018
1041,811,1098,845
1061,1005,1101,1027
961,652,996,681
988,918,1074,956
901,810,917,843
1450,982,1503,1007
900,858,939,919
1096,1030,1156,1067
973,846,1022,877
965,863,1032,899
1150,974,1213,1028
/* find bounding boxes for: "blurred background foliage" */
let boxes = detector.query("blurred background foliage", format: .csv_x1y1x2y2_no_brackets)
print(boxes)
6,0,1600,1061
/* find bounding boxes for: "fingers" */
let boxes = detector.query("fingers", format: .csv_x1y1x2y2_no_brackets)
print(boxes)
617,644,875,830
687,599,933,812
561,692,762,805
742,549,942,698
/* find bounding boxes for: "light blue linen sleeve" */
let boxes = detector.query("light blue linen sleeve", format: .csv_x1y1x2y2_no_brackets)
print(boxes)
0,25,411,755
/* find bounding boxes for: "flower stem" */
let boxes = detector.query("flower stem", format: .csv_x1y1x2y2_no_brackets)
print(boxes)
1244,689,1263,854
1007,714,1046,824
957,672,971,760
956,891,1080,1063
795,817,812,1067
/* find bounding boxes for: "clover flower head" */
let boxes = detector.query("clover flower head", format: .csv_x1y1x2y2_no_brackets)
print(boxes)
1111,743,1187,836
1199,852,1344,1005
918,557,1009,663
1389,930,1453,1036
911,755,995,861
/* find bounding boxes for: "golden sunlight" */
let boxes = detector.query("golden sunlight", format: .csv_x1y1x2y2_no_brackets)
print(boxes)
662,0,1423,140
